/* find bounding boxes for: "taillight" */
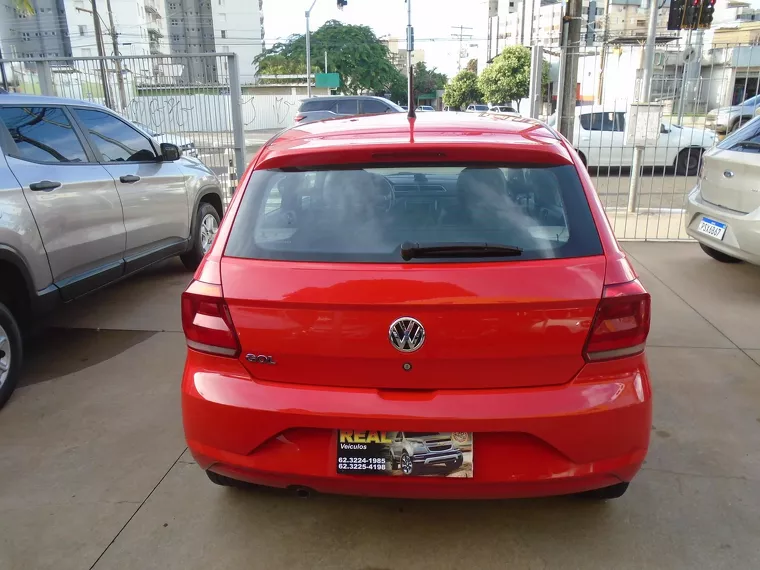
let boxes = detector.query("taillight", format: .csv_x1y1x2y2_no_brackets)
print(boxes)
294,114,305,122
181,280,240,357
583,280,651,362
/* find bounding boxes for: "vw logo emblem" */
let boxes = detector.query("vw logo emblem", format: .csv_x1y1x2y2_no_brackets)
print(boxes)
389,317,425,353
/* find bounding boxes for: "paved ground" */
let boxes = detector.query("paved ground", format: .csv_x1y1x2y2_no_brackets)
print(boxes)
1,243,759,570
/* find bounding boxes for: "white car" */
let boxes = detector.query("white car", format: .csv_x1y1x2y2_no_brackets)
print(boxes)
686,115,760,265
548,106,716,175
132,122,198,157
490,105,518,114
415,105,436,112
466,104,489,113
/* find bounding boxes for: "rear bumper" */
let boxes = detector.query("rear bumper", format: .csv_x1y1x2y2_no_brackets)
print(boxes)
686,187,760,264
182,352,652,499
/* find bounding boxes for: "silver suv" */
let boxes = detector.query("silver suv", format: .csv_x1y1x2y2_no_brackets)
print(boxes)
0,94,224,408
388,432,464,476
294,96,403,125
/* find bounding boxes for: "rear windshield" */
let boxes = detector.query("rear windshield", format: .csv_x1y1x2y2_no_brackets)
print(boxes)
225,165,602,263
718,115,760,152
298,100,334,112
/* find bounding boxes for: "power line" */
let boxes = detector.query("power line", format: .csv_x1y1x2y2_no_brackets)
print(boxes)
450,25,473,71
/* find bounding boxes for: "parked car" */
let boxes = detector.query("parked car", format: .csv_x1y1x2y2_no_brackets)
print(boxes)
132,121,198,157
686,114,760,264
389,432,464,475
294,96,403,125
415,105,436,112
491,105,518,114
465,104,489,112
706,94,760,134
548,105,717,175
181,112,653,500
0,94,224,408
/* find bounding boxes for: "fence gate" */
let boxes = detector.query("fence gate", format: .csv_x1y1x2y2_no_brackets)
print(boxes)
0,53,246,203
539,41,760,241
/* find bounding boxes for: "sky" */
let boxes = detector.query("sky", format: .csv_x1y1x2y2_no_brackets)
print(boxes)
262,0,491,79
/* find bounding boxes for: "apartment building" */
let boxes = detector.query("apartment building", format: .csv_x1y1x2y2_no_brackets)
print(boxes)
166,0,264,84
382,37,425,75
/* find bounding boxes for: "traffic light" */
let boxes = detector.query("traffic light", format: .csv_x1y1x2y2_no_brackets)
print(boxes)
685,0,700,29
699,0,716,27
337,0,347,8
667,0,685,30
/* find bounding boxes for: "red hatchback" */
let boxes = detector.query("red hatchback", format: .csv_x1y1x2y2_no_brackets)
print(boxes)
181,113,652,500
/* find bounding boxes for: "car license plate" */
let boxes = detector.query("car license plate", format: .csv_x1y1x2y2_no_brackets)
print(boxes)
697,217,727,240
336,430,473,477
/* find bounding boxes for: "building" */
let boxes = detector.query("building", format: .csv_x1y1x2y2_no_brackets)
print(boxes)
487,0,674,53
382,37,425,75
166,0,264,84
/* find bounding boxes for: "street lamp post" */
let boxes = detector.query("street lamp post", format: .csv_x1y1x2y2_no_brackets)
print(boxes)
305,0,318,98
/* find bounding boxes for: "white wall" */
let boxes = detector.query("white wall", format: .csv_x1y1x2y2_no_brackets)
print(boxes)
124,93,301,131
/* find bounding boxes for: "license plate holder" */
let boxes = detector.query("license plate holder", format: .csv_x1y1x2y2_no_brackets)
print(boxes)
697,217,727,240
337,431,473,477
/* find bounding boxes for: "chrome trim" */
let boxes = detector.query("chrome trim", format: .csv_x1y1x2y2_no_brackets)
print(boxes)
389,317,426,353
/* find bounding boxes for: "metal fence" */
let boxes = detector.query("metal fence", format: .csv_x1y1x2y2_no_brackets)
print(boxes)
0,53,246,202
536,40,759,240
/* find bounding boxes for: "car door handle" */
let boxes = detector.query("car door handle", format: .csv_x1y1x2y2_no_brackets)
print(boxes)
29,180,61,191
119,175,141,183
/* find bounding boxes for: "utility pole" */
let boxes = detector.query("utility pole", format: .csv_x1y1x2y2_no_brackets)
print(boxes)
451,25,473,72
558,0,581,141
0,46,9,91
408,0,414,110
596,0,611,103
627,0,659,213
305,0,318,97
91,0,113,109
105,0,127,111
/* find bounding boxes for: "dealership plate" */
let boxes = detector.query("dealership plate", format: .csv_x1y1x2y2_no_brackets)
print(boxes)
337,431,473,477
697,217,727,240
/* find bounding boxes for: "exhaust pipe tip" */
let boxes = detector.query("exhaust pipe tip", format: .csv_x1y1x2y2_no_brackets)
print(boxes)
288,486,313,499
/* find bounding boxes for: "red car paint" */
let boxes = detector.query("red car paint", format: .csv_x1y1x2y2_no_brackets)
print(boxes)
181,113,652,499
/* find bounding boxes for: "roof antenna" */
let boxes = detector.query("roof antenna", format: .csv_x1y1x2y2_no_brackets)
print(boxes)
408,64,415,119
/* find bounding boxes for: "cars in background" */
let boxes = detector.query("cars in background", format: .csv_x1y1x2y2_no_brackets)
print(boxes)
491,105,518,114
132,121,198,157
706,94,760,134
548,105,717,175
686,114,760,265
466,104,489,112
181,112,652,500
0,94,224,408
294,96,403,124
415,105,436,112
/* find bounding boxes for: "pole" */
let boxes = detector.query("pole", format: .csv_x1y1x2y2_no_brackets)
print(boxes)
91,0,113,109
627,0,659,213
528,45,544,118
228,53,246,183
0,46,9,91
407,0,413,110
451,26,473,73
558,0,581,141
105,0,126,111
596,0,611,103
305,0,317,98
520,0,527,44
324,50,328,73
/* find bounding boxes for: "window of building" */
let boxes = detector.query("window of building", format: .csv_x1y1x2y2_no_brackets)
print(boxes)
219,0,225,5
170,18,179,25
79,25,87,36
221,30,226,38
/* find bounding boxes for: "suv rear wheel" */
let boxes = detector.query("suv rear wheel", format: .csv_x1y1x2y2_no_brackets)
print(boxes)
181,202,221,271
0,302,22,409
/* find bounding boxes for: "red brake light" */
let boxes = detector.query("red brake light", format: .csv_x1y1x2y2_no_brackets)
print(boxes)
181,280,240,357
294,114,305,122
584,280,650,362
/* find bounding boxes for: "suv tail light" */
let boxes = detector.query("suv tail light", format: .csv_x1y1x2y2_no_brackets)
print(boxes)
584,280,650,362
294,114,305,123
181,280,240,357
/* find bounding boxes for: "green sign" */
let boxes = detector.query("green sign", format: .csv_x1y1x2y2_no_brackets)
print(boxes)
315,73,340,89
418,92,436,100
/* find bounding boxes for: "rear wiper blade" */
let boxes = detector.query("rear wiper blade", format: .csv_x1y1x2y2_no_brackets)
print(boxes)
400,241,523,261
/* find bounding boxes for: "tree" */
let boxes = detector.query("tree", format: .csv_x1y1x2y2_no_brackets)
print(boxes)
478,45,534,111
12,0,34,13
411,62,447,106
466,59,478,74
255,21,400,95
442,70,482,110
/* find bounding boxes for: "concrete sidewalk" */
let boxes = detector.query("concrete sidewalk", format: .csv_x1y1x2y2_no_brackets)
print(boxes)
1,245,759,570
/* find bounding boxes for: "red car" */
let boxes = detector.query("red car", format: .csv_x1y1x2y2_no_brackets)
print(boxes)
181,113,652,500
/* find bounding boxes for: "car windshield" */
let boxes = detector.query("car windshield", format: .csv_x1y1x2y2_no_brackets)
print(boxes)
718,115,760,150
225,164,602,263
474,105,489,111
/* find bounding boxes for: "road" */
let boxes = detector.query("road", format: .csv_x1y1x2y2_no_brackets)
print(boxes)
2,244,759,570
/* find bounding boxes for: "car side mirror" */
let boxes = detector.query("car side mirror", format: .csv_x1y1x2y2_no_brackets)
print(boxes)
660,124,670,134
160,142,181,161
